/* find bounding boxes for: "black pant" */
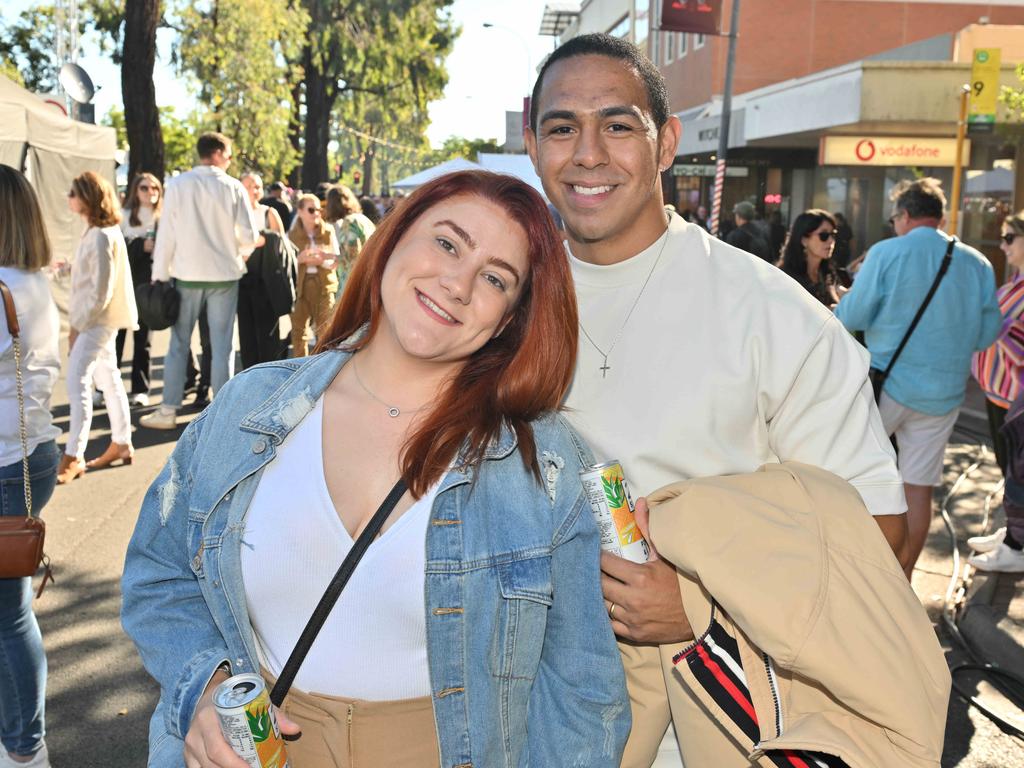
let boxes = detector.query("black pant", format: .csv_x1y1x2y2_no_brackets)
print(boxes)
237,285,282,370
115,245,154,394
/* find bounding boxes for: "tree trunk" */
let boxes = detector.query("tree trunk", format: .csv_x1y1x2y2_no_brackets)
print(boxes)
122,0,164,183
301,53,332,189
362,143,374,196
286,75,303,188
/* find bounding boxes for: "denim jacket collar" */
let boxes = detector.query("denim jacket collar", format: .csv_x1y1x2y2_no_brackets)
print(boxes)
237,349,519,474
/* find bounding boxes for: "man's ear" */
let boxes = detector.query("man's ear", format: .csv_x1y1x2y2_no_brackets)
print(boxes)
657,116,682,173
525,127,539,172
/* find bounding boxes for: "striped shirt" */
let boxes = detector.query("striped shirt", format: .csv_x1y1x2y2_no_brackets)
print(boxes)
973,275,1024,408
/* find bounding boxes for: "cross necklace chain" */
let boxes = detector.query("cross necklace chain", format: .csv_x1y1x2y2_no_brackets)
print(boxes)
578,228,670,379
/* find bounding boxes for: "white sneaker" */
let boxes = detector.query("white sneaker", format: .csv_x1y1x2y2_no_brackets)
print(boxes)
0,744,51,767
140,406,177,430
130,393,150,408
968,543,1024,573
967,527,1006,553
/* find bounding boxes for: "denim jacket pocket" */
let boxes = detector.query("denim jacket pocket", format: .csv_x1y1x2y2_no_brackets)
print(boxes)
491,556,552,681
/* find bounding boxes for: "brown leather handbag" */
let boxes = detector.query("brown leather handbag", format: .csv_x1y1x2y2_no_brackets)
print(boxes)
0,279,54,594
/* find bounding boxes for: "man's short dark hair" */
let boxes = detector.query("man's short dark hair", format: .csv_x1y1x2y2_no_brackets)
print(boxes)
196,132,231,160
530,33,670,132
890,177,945,220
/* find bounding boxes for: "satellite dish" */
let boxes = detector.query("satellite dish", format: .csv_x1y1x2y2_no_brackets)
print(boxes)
58,62,96,104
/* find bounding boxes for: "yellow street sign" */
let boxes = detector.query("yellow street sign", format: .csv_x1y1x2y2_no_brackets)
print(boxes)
969,48,1001,126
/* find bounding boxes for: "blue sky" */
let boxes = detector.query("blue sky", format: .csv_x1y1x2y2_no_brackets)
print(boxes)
2,0,555,147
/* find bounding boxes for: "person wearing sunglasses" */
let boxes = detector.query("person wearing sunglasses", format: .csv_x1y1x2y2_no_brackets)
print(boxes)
969,210,1024,572
121,171,629,768
835,178,1001,579
116,173,163,408
780,209,841,307
287,193,340,357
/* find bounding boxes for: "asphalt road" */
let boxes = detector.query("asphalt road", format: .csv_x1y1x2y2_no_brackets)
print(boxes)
29,329,1024,767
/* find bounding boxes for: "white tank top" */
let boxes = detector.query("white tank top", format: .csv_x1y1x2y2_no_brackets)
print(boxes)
241,396,437,700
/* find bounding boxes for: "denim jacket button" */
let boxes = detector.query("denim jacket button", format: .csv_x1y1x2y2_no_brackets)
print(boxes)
191,555,202,570
252,439,267,454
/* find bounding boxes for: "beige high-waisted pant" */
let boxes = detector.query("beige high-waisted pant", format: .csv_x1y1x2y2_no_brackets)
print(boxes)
271,678,440,768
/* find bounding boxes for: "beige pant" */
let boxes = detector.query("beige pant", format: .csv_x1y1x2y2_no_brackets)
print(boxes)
290,272,336,357
276,683,439,768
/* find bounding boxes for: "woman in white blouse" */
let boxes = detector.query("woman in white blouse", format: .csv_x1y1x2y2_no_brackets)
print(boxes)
59,172,139,484
0,164,61,768
117,173,162,407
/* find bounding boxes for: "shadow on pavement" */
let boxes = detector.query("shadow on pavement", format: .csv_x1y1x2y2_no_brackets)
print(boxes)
35,568,156,767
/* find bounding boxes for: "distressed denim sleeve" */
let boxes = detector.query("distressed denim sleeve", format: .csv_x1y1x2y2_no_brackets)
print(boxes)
121,412,231,742
526,448,631,766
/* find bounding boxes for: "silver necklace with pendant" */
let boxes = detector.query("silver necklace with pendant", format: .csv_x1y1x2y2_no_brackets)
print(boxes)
353,358,428,418
577,227,670,379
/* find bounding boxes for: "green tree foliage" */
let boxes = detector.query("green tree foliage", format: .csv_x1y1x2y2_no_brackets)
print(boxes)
1001,63,1024,122
0,4,65,92
297,0,456,189
105,105,198,173
174,0,307,181
436,136,502,161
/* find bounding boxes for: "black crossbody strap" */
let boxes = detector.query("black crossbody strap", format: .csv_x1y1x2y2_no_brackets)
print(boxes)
269,477,407,707
880,236,956,382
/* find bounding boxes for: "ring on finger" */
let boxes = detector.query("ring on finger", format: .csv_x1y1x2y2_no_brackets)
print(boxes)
608,602,618,618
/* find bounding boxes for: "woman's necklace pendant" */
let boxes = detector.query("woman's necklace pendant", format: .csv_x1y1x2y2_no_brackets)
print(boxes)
387,406,401,418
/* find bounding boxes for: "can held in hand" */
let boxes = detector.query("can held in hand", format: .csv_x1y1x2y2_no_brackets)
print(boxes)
213,673,290,768
580,461,650,563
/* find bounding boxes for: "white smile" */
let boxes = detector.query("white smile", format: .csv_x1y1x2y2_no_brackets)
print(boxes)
572,184,614,196
418,291,457,323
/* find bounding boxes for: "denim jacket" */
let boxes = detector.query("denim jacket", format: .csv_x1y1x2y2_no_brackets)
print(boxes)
121,350,630,767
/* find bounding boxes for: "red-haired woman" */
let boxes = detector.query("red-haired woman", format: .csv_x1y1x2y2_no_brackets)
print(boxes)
122,171,630,768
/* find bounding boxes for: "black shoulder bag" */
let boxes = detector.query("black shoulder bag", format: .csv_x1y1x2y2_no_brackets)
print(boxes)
268,478,407,707
868,237,956,403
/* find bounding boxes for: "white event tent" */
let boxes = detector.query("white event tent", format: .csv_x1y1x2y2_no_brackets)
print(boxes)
0,74,118,264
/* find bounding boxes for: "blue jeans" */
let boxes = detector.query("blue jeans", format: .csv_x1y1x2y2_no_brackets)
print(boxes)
162,283,238,409
0,439,59,757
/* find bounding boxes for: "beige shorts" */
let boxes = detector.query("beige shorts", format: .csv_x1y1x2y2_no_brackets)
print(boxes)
878,392,959,486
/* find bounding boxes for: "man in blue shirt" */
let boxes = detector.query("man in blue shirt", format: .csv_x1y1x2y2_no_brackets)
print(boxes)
836,177,1000,578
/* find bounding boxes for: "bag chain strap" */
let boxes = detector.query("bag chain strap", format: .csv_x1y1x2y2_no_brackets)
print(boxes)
12,331,32,517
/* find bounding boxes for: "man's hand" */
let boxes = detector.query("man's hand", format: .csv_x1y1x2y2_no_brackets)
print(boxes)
600,498,692,644
67,328,78,352
185,669,300,768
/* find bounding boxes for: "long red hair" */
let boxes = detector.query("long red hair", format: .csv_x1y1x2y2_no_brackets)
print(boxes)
314,171,577,496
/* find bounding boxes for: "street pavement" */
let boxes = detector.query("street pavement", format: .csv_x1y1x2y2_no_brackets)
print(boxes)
29,330,1024,767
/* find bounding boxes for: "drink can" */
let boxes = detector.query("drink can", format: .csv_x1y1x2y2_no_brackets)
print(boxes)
145,228,156,239
213,673,290,768
580,460,650,563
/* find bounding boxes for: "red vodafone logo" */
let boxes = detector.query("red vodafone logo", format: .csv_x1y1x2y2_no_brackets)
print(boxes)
855,140,876,162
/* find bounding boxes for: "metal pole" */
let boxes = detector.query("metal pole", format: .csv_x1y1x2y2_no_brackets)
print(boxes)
949,84,970,237
708,0,741,237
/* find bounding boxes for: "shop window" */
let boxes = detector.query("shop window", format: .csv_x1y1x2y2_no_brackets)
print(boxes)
695,33,706,49
665,31,675,64
679,33,688,57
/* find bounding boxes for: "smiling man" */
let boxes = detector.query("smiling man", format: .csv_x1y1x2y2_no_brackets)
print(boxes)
526,34,911,767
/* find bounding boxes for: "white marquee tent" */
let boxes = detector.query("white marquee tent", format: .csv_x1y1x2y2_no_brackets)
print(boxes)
0,74,118,264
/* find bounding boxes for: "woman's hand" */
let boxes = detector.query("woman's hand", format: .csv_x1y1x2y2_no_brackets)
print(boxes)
184,671,301,768
143,237,155,253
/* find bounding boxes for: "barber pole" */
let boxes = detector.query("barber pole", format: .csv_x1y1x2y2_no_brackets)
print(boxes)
708,158,727,236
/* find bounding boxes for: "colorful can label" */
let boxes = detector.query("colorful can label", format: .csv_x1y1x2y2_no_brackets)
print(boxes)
580,461,650,563
213,673,289,768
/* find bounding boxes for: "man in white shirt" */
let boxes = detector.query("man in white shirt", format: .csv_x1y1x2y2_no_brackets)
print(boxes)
525,33,911,767
141,132,259,429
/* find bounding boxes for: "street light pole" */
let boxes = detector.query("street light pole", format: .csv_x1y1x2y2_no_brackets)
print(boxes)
708,0,742,238
482,22,532,96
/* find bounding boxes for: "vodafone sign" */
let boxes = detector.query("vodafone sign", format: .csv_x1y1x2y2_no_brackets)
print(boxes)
819,136,970,167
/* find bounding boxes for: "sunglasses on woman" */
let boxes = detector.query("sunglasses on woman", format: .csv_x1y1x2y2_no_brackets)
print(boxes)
306,207,320,214
815,231,836,242
138,185,158,192
1003,233,1019,246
